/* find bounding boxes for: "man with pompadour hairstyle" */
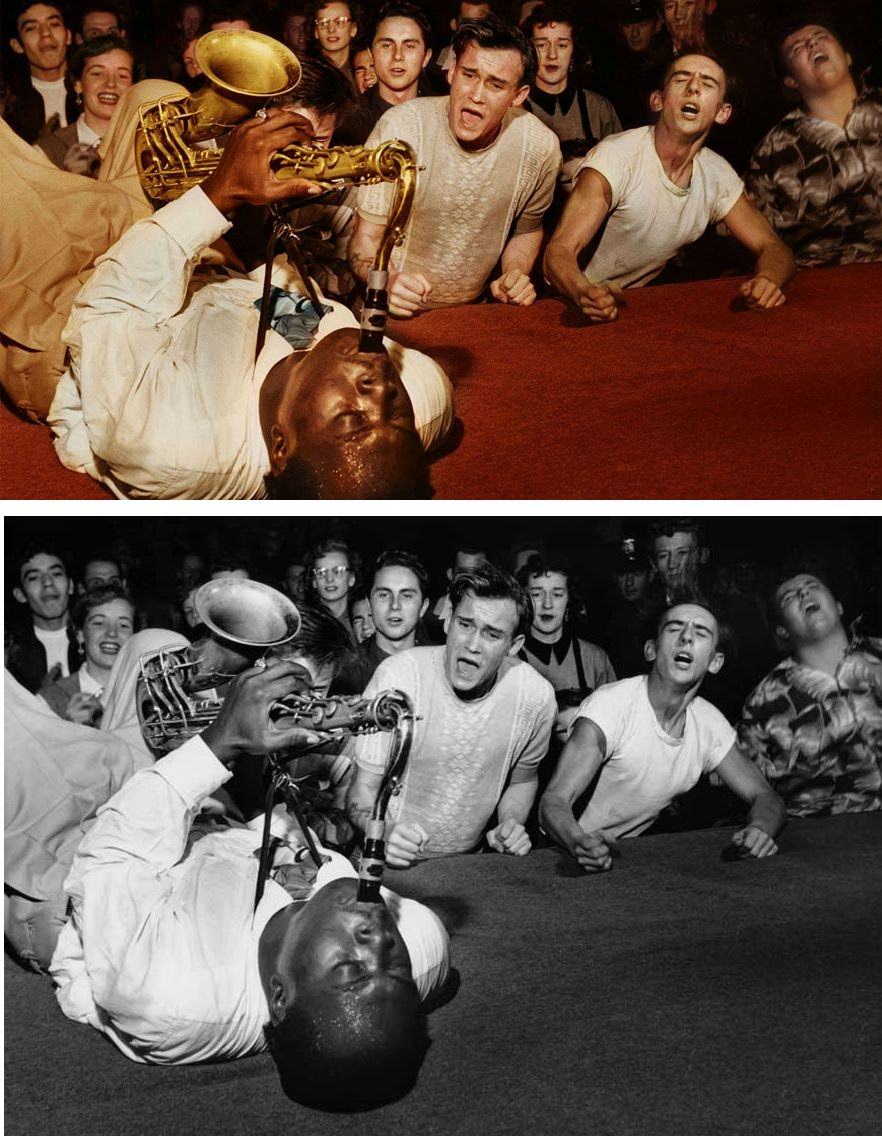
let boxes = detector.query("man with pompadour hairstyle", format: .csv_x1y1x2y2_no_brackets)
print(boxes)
347,562,557,864
349,12,561,315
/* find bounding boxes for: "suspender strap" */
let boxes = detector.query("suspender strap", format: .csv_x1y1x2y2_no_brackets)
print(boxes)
572,633,588,694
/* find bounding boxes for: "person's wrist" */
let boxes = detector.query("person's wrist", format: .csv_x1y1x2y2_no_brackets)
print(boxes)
200,722,237,766
202,176,239,217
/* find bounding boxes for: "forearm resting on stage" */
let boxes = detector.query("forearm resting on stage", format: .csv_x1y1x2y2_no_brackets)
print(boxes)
722,193,797,310
544,168,618,322
490,230,543,306
714,745,787,858
539,718,610,869
486,777,537,855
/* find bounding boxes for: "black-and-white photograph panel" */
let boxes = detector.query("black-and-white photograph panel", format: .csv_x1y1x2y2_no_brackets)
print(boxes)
5,514,881,1136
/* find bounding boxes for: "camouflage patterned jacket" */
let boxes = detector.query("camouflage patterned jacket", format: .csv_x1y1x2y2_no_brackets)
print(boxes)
746,86,882,267
738,633,882,817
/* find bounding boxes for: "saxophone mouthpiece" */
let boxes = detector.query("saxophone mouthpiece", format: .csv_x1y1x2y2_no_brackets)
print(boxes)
359,267,390,353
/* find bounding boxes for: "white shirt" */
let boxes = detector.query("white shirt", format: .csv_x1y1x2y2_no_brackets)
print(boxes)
34,624,71,676
355,647,556,854
358,98,561,307
576,126,744,287
32,75,68,126
571,675,736,838
50,735,450,1065
76,662,104,698
75,115,101,146
49,187,453,499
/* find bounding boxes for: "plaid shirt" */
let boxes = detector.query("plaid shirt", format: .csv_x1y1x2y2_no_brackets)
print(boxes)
738,633,882,817
746,85,882,267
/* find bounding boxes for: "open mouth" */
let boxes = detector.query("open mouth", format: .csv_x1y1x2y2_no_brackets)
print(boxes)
673,651,693,666
99,641,121,655
455,657,480,677
811,51,829,64
802,600,821,614
680,102,700,119
97,92,120,106
461,108,483,127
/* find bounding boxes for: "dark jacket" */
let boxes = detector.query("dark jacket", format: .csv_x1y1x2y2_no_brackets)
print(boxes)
3,66,79,144
335,76,435,145
6,621,83,694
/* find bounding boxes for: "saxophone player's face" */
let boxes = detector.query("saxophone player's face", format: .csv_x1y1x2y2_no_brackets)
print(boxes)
270,328,427,498
288,102,338,149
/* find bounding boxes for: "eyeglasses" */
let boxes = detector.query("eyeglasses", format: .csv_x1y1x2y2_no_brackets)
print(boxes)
313,565,349,580
315,15,351,29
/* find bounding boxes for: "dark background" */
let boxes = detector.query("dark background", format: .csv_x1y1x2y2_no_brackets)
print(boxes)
5,513,882,637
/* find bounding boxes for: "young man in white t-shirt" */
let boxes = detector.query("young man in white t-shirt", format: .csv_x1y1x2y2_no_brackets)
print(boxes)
544,51,796,319
347,563,556,863
539,599,785,871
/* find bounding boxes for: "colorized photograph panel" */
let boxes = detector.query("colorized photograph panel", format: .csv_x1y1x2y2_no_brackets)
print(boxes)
2,1,881,501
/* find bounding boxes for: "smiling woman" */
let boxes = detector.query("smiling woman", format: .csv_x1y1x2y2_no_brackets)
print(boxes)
34,33,134,172
37,583,136,725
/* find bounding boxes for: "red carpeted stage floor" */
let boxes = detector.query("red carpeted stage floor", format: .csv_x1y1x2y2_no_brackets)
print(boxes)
2,263,880,500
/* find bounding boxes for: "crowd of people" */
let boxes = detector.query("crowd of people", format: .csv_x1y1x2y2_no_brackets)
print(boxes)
2,0,880,497
5,515,881,1106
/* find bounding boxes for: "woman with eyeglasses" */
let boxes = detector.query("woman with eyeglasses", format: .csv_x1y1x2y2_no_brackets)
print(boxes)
309,0,360,88
303,538,362,636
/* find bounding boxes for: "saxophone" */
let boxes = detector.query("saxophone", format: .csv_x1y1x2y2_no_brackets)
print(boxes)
133,29,416,349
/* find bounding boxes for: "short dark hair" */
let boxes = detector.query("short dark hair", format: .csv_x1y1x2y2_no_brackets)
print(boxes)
652,588,731,656
71,583,134,631
269,601,357,674
522,2,577,40
452,12,536,86
265,989,428,1111
13,0,68,31
517,551,574,589
661,49,729,97
371,1,432,48
68,33,133,80
370,549,429,596
77,2,127,35
448,562,533,639
11,542,72,590
646,518,706,555
209,550,252,577
271,54,357,120
206,1,252,27
768,8,848,81
765,555,836,625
